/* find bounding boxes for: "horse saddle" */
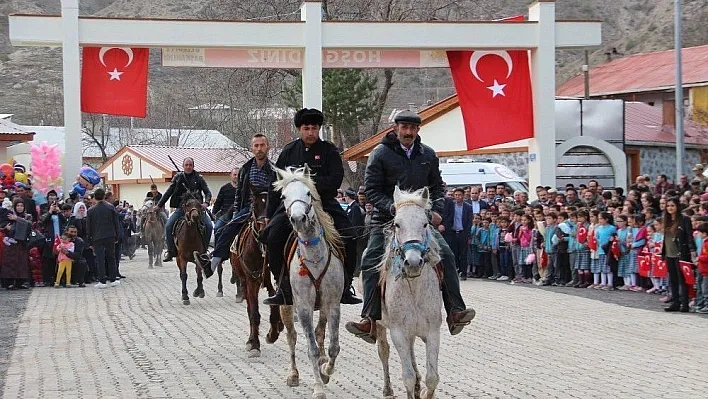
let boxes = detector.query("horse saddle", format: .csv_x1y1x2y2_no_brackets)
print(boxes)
230,222,251,255
173,217,206,245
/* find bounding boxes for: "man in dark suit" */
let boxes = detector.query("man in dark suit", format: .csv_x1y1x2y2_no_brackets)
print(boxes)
86,188,120,288
442,187,473,279
344,189,366,276
464,186,489,215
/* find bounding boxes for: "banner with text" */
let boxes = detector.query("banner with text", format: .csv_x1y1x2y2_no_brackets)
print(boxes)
161,48,451,69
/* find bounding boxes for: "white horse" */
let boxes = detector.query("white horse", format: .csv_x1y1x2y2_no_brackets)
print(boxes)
377,186,443,399
274,165,344,399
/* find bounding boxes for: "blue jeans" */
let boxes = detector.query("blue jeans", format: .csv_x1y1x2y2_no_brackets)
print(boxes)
165,208,213,255
212,206,251,260
214,217,228,242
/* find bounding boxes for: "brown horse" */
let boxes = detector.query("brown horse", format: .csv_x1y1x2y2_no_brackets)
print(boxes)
229,185,283,357
175,197,206,305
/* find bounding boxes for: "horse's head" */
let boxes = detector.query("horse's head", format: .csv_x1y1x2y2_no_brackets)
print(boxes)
183,198,202,224
274,165,317,234
250,184,269,232
392,186,434,278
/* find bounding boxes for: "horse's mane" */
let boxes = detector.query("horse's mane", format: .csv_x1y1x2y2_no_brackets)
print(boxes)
273,166,341,247
394,187,433,211
377,187,440,285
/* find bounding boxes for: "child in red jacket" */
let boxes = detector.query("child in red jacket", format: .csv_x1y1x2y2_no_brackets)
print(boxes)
697,223,708,314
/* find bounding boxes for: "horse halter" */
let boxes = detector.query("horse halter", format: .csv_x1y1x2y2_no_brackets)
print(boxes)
391,200,431,268
285,198,313,221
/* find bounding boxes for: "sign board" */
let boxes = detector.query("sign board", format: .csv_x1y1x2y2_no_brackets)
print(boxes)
161,48,450,69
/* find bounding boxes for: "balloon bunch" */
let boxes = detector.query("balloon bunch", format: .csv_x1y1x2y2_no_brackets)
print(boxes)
30,141,63,197
70,166,101,197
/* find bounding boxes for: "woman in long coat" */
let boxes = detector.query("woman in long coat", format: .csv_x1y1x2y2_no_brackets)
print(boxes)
1,200,31,289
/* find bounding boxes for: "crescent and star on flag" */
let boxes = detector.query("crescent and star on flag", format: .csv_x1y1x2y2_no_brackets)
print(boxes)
98,47,135,81
469,50,514,98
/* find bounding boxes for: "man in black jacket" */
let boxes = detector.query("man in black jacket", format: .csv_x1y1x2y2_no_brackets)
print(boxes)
261,108,361,305
212,167,239,238
442,187,474,279
345,111,476,343
206,134,275,278
86,188,120,288
156,158,213,263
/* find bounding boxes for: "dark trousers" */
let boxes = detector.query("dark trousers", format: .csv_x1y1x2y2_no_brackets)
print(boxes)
83,248,96,282
115,241,122,276
212,207,250,260
71,259,86,285
481,252,492,277
666,257,688,306
544,252,558,282
361,226,466,321
444,231,468,276
94,239,117,284
499,248,511,276
556,252,570,283
42,256,56,285
265,201,356,285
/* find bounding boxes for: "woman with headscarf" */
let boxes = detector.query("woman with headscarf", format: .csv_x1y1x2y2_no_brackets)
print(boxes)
1,200,31,289
70,201,94,284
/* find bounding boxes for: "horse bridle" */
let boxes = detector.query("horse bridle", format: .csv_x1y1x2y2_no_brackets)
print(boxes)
285,198,314,220
185,205,201,225
390,201,431,277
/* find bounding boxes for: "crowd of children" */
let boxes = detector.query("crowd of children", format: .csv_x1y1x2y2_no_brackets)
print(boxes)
452,172,708,314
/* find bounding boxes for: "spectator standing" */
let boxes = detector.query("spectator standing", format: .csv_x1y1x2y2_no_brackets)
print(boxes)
442,188,473,281
86,189,120,288
662,197,696,312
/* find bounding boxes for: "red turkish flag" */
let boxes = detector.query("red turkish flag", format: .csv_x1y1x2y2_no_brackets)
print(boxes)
679,261,695,285
81,47,149,117
446,16,533,150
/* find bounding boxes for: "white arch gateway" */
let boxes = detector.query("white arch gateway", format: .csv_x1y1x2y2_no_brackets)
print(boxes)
8,0,601,193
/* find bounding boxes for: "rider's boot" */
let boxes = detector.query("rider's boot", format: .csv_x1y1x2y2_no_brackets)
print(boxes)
344,317,377,344
263,274,293,306
162,250,174,263
341,275,362,304
194,251,214,278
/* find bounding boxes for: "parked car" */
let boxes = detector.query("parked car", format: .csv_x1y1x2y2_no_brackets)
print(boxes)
439,159,528,194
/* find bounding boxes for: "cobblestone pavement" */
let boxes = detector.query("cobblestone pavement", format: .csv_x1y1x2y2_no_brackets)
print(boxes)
3,249,708,399
0,289,29,395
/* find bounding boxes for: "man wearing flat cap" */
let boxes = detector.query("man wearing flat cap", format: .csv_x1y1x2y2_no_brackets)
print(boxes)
345,110,476,343
261,108,362,305
691,163,707,191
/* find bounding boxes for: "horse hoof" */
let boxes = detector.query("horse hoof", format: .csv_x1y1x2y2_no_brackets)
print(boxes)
383,389,394,399
266,331,279,344
183,299,190,305
318,357,328,366
198,292,205,298
286,375,299,387
420,387,432,399
313,392,326,399
248,349,261,358
235,295,244,303
148,265,154,269
216,292,224,298
319,363,333,384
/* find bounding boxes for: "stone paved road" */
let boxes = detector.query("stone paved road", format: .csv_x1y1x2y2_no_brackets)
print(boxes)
2,249,708,399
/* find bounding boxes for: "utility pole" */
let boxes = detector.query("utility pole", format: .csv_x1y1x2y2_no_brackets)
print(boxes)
583,50,590,99
675,0,685,184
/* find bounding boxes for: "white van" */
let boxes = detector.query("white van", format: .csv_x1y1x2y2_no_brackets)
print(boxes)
439,159,528,194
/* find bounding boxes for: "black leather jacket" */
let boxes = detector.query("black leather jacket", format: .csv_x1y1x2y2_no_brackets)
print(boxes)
364,132,445,224
158,171,212,209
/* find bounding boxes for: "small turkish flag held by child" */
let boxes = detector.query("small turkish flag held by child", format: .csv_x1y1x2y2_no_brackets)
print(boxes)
588,231,598,251
653,259,668,278
81,47,149,117
446,16,533,150
577,226,588,244
638,255,651,277
679,261,695,285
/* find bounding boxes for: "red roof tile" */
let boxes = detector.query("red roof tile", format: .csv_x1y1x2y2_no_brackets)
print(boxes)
128,145,251,174
557,45,708,97
624,102,708,145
